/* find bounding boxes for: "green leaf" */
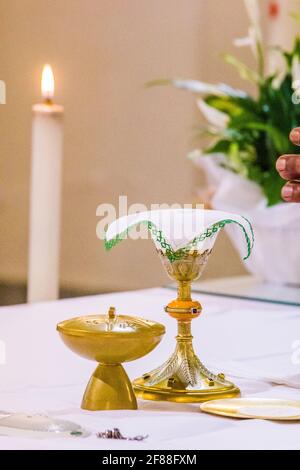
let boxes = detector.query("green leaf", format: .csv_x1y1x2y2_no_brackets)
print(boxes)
261,172,284,206
223,54,261,84
205,139,231,154
205,95,261,124
238,122,289,154
205,96,242,117
290,11,300,24
145,78,224,95
283,38,300,69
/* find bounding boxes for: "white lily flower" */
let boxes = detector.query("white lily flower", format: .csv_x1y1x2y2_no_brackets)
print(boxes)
271,52,288,89
234,36,255,48
171,79,248,99
292,55,300,84
172,79,225,96
241,1,263,72
234,26,258,57
197,99,229,130
217,83,248,98
243,0,263,49
243,0,260,30
249,26,260,55
188,150,226,165
272,68,286,89
292,56,300,103
187,149,202,161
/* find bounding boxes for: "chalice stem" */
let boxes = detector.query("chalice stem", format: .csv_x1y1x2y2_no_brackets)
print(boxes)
177,280,191,301
133,276,240,401
177,319,192,338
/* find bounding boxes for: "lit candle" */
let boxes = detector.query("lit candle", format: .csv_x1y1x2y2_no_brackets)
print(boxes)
28,64,64,303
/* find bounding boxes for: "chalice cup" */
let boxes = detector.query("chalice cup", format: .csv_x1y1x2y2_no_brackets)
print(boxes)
105,209,254,403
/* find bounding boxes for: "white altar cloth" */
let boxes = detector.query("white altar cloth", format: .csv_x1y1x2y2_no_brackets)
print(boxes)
0,287,300,450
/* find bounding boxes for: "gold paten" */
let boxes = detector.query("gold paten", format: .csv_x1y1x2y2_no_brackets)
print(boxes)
133,251,240,403
57,308,165,411
200,398,300,421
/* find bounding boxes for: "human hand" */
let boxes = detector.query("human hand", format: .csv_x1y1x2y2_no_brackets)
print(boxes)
276,128,300,202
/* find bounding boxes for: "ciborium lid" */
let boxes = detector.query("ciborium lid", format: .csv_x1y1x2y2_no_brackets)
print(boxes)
57,307,165,365
57,307,165,339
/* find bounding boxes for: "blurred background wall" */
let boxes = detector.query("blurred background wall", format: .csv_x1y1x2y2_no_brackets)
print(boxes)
0,0,296,303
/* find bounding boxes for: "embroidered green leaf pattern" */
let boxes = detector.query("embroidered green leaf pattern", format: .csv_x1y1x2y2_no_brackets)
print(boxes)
104,217,254,262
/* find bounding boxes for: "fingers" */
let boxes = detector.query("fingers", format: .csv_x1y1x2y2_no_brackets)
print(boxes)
290,128,300,146
277,128,300,202
276,155,300,180
281,181,300,202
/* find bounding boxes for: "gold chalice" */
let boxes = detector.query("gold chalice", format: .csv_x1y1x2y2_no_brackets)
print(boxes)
105,209,254,403
57,307,165,410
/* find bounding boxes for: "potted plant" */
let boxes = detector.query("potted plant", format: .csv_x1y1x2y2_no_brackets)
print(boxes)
151,0,300,285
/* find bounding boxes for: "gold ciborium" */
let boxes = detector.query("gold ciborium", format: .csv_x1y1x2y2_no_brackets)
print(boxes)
57,307,165,410
105,209,254,403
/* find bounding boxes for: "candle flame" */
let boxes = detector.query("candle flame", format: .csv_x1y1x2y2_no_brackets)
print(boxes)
41,64,55,101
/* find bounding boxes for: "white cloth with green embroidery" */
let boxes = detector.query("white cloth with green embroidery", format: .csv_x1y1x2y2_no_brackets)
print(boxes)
105,209,254,260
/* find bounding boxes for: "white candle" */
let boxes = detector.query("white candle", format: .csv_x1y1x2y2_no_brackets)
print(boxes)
28,65,64,303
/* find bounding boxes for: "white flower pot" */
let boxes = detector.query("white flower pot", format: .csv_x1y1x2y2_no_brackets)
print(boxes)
193,153,300,285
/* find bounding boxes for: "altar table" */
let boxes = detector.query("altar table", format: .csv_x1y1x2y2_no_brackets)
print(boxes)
0,287,300,450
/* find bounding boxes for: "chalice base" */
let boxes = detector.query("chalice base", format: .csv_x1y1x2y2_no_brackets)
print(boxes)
133,342,240,403
81,363,137,411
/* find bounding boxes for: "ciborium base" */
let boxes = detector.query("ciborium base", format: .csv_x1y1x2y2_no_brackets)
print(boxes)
82,363,137,411
133,320,240,403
